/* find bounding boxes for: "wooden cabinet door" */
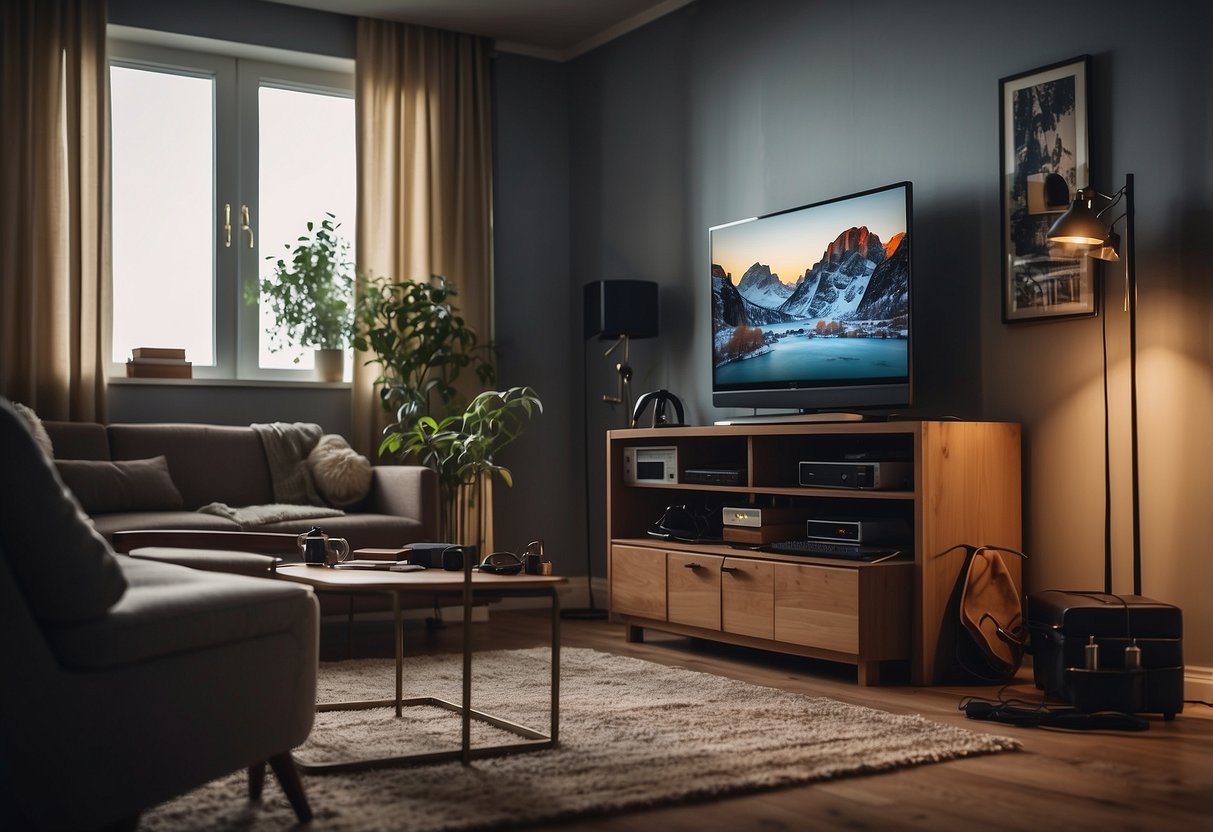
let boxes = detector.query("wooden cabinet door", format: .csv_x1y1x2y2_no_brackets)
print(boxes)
611,544,667,620
667,552,722,630
721,557,773,639
773,563,859,655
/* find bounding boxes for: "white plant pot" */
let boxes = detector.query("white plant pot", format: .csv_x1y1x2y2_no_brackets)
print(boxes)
315,348,345,383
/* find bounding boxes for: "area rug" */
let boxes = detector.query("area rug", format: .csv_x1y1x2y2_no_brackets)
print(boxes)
140,647,1018,831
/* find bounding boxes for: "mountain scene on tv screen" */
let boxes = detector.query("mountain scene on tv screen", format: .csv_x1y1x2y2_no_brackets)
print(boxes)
711,226,909,375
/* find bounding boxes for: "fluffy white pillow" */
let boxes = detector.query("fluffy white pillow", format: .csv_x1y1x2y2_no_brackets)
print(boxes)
306,434,372,507
13,402,53,459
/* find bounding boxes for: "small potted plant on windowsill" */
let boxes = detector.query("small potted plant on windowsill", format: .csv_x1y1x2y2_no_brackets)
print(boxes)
249,213,355,381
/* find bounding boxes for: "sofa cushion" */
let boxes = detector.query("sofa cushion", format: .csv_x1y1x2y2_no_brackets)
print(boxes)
41,419,111,460
0,398,127,624
307,434,372,507
45,556,315,670
55,456,184,514
107,423,274,508
255,512,427,551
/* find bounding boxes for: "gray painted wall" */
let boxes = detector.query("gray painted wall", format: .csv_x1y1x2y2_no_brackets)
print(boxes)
102,0,1212,672
533,0,1211,670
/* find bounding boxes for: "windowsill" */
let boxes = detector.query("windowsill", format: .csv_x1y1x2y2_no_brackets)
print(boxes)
108,376,351,390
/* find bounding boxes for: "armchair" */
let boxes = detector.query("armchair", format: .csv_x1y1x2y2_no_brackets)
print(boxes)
0,398,319,830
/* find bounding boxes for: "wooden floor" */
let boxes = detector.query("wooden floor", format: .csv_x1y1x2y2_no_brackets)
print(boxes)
321,609,1213,832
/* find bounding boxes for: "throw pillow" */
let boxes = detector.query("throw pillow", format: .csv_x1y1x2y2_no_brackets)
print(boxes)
0,397,127,624
55,456,185,514
12,401,53,458
307,434,372,507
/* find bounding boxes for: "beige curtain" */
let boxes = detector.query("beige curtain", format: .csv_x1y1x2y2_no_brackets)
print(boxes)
0,0,110,421
354,18,495,549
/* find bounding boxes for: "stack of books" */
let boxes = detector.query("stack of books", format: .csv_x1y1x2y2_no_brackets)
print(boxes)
126,347,192,379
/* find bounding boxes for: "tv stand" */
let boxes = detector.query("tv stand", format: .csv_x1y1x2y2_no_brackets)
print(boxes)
606,420,1021,685
714,411,866,425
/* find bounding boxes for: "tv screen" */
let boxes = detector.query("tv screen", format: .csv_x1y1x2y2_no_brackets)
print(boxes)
710,181,912,417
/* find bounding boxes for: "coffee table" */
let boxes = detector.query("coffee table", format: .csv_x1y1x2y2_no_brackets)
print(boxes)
275,562,565,773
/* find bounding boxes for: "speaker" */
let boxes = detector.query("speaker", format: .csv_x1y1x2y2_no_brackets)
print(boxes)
403,543,475,570
583,280,659,340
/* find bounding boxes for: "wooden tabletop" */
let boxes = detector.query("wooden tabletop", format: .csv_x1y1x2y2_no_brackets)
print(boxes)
275,564,566,592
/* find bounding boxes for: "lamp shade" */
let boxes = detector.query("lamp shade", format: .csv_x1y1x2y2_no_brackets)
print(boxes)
1046,194,1109,246
583,280,659,340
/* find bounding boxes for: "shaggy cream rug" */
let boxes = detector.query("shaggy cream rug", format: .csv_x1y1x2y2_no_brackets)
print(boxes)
140,647,1018,831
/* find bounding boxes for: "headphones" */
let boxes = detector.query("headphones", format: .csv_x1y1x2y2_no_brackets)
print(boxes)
479,551,524,575
631,389,685,428
647,504,710,542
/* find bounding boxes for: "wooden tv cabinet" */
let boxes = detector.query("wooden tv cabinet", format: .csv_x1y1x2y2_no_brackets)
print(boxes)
605,420,1021,685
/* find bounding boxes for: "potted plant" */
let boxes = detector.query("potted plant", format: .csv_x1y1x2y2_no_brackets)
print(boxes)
380,386,543,547
250,213,355,381
353,274,495,424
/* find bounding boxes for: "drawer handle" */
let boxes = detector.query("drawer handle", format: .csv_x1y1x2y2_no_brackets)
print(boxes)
721,566,740,574
683,562,701,570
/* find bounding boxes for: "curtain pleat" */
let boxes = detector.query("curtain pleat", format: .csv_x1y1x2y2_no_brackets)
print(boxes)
354,18,495,549
0,0,109,422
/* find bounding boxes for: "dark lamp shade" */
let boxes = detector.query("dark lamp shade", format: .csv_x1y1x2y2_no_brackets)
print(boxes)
1047,196,1109,246
583,280,659,340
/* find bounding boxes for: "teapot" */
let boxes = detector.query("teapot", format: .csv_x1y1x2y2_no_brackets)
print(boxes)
298,526,349,567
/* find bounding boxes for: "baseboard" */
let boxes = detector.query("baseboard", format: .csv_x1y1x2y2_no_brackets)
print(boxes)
1185,664,1213,706
490,575,609,612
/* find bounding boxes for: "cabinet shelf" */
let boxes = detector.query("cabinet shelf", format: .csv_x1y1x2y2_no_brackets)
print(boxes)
606,420,1021,685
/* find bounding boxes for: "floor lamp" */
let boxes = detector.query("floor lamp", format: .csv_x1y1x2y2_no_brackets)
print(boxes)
566,281,660,620
1046,173,1140,595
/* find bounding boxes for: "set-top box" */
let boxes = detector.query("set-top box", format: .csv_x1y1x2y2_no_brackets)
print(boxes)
798,460,912,490
623,446,677,484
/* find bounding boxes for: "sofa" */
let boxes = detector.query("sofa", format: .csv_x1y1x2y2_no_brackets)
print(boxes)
40,419,439,552
0,398,319,829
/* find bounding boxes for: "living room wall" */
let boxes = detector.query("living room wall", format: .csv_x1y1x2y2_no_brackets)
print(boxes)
531,0,1211,681
101,0,1211,685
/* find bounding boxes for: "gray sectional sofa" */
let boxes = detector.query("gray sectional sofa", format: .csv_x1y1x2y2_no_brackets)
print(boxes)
42,419,439,552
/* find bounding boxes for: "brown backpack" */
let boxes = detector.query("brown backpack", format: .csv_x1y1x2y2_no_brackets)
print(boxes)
955,545,1027,682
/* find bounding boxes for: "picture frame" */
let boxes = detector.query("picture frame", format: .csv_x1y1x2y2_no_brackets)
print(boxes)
1000,55,1095,322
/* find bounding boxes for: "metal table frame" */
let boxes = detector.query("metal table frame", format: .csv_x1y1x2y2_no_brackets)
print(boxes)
276,560,562,773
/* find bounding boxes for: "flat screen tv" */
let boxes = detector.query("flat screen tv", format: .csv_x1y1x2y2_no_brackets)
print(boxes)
710,181,912,418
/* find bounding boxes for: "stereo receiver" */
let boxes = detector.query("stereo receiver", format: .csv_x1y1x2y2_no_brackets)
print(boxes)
623,446,678,484
798,460,912,490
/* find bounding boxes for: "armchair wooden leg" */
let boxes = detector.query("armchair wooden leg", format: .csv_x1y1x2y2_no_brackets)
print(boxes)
248,760,267,801
267,752,312,823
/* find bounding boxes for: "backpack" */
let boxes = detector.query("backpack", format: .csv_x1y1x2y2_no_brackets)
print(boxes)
950,544,1028,683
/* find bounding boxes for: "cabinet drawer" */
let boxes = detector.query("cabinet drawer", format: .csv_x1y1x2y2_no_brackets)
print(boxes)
667,552,722,630
611,544,667,620
773,563,859,654
722,557,774,639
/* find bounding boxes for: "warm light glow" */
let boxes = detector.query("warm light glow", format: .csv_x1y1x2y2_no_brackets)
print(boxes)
1046,194,1109,248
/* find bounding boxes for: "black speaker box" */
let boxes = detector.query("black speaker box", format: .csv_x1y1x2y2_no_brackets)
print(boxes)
584,280,659,340
402,543,476,571
1027,591,1183,718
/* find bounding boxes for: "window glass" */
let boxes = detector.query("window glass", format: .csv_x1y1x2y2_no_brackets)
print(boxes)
110,65,215,365
108,41,354,381
256,85,356,371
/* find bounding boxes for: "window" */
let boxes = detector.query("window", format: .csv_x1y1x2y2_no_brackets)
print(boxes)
108,39,355,381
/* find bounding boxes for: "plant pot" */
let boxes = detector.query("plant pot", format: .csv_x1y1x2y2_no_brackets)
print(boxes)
315,348,345,382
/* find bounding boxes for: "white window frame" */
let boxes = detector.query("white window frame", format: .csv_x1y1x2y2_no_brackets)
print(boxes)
107,31,355,383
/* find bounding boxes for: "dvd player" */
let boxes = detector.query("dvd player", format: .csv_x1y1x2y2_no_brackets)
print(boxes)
684,467,746,486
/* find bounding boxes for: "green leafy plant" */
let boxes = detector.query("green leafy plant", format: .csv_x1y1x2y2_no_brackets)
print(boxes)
380,386,542,543
249,213,355,352
353,274,495,424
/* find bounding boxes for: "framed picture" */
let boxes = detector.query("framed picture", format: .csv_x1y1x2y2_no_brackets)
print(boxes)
1000,55,1095,322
